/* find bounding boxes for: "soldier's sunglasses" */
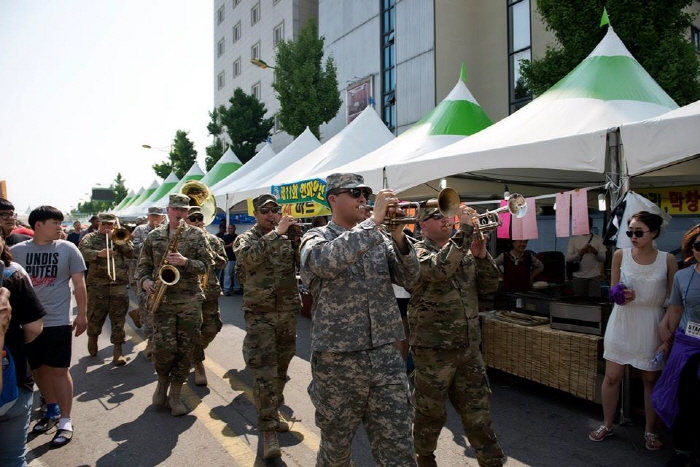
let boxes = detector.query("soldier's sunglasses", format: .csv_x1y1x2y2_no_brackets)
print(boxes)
334,188,371,199
258,207,281,214
188,214,204,222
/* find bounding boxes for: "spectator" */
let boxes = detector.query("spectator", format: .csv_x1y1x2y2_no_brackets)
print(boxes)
566,217,606,297
66,221,82,247
221,224,239,295
0,199,31,246
78,215,99,242
494,239,544,293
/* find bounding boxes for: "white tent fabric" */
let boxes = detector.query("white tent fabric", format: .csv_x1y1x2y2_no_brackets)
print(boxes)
232,107,394,203
210,143,277,194
621,99,700,178
120,179,160,216
214,128,321,207
200,147,243,187
383,26,678,197
164,163,206,199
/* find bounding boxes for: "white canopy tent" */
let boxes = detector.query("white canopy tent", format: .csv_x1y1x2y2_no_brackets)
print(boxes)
210,143,276,194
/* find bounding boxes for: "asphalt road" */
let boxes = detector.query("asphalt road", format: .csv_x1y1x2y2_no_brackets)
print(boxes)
25,292,673,467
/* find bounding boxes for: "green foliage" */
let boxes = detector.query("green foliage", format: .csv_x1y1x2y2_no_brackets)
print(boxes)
75,200,111,217
272,18,342,138
152,130,198,179
207,88,274,165
111,173,128,206
520,0,700,105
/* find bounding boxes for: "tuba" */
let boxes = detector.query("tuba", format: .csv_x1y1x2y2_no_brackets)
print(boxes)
181,180,217,226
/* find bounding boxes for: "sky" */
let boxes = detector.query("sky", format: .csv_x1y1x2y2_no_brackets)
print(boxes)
0,1,214,214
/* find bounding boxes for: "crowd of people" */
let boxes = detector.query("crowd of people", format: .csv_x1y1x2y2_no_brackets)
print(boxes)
0,175,699,466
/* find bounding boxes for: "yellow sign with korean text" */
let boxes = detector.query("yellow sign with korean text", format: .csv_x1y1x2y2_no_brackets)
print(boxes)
636,186,700,215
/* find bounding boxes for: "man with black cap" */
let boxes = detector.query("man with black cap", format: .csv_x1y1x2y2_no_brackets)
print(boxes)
137,194,212,416
409,203,505,467
299,173,419,466
79,215,99,242
79,212,135,366
185,206,227,386
233,193,300,459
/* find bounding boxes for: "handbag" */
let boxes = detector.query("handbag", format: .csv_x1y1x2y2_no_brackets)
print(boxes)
567,234,593,279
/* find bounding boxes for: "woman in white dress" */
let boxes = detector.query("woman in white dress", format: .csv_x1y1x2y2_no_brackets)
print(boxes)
589,211,677,450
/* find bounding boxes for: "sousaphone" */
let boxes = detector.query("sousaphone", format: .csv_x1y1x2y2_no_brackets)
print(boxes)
180,180,217,226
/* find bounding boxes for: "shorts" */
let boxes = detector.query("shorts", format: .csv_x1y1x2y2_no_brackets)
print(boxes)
27,325,72,369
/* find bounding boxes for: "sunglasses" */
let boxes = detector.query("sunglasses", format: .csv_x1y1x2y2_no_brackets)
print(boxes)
0,212,17,221
625,229,649,238
188,214,204,222
258,206,280,214
334,188,371,199
693,242,700,252
427,213,444,221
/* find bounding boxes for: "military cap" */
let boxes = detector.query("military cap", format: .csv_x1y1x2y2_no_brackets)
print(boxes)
169,193,191,208
253,194,279,209
98,212,117,223
325,173,372,195
188,206,202,214
147,205,164,215
417,202,440,222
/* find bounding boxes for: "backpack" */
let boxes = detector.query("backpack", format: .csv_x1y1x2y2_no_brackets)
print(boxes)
0,345,18,416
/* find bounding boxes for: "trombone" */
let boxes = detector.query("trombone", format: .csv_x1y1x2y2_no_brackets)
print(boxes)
106,218,130,282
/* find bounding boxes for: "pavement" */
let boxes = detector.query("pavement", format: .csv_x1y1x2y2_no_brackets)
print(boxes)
24,292,674,467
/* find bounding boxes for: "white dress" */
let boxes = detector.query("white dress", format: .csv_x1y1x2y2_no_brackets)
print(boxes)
603,248,668,371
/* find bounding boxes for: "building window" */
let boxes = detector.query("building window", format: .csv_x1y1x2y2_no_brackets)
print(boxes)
233,21,241,42
380,0,396,133
273,0,281,5
218,38,225,57
218,71,225,90
217,5,225,25
252,81,261,100
274,114,281,133
251,41,260,60
233,0,242,7
508,0,532,113
273,22,284,47
233,58,241,77
251,2,261,25
692,26,700,53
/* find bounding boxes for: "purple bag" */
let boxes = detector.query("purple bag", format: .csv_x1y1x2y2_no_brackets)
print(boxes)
609,282,627,305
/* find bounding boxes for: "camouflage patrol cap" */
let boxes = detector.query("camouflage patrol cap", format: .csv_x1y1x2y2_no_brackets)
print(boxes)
417,202,440,222
98,212,117,223
188,206,202,214
252,194,279,209
325,173,372,195
169,194,191,208
147,205,164,215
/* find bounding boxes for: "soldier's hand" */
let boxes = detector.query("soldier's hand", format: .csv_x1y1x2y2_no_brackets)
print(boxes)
97,248,114,258
371,189,396,225
143,279,155,295
275,215,296,235
166,252,188,267
458,205,478,227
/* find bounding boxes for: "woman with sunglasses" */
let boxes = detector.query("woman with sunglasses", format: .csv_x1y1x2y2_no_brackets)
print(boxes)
652,224,700,467
589,211,677,450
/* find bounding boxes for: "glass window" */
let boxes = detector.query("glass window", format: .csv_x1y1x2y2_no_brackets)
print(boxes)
692,26,700,53
252,82,261,100
233,58,241,77
507,0,532,114
218,71,225,90
273,0,281,5
217,5,225,25
274,114,281,132
380,0,396,133
251,2,261,25
273,22,284,47
218,38,225,57
509,0,530,52
233,21,241,42
251,41,260,60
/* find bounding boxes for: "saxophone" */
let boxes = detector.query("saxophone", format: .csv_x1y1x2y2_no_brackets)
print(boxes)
146,219,186,314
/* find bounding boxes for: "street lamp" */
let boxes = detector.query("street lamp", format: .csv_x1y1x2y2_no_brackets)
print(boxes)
142,144,172,153
251,58,276,69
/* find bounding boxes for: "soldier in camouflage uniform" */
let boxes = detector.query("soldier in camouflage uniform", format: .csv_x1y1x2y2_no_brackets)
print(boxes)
300,173,419,467
185,206,227,386
129,206,165,345
79,212,134,366
233,193,300,460
408,204,506,467
136,194,213,416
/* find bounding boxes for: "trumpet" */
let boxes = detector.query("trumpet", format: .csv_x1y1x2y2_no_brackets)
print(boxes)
473,194,528,240
359,187,461,229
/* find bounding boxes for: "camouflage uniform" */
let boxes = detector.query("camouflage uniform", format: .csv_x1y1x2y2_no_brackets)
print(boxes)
408,222,505,467
136,223,212,383
193,231,227,364
233,224,299,432
300,219,420,467
79,231,134,344
132,222,158,335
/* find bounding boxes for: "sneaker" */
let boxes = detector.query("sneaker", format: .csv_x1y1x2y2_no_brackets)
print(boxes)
589,425,614,442
666,452,692,467
645,432,663,451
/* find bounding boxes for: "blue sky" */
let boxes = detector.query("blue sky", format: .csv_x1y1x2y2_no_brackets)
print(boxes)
0,1,213,213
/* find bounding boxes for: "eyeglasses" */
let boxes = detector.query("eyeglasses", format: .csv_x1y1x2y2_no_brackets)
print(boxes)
258,206,280,214
692,242,700,252
0,212,17,221
426,213,444,221
625,229,650,238
188,214,204,222
333,188,371,199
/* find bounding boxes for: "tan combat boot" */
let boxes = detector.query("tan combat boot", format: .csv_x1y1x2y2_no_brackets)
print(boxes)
128,308,142,328
87,335,98,356
168,383,188,416
193,362,207,386
416,454,438,467
274,411,289,432
152,376,169,407
112,343,127,366
262,431,281,459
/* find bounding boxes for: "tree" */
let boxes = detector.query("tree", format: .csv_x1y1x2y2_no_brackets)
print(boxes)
152,130,198,179
206,89,274,166
111,172,128,206
520,0,700,106
272,18,342,138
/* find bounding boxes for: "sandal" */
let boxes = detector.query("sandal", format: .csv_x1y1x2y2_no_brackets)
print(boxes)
50,428,73,448
644,432,663,451
32,416,59,434
589,425,614,442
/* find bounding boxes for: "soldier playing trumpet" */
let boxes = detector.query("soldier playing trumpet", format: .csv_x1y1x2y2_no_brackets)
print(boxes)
79,212,134,366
